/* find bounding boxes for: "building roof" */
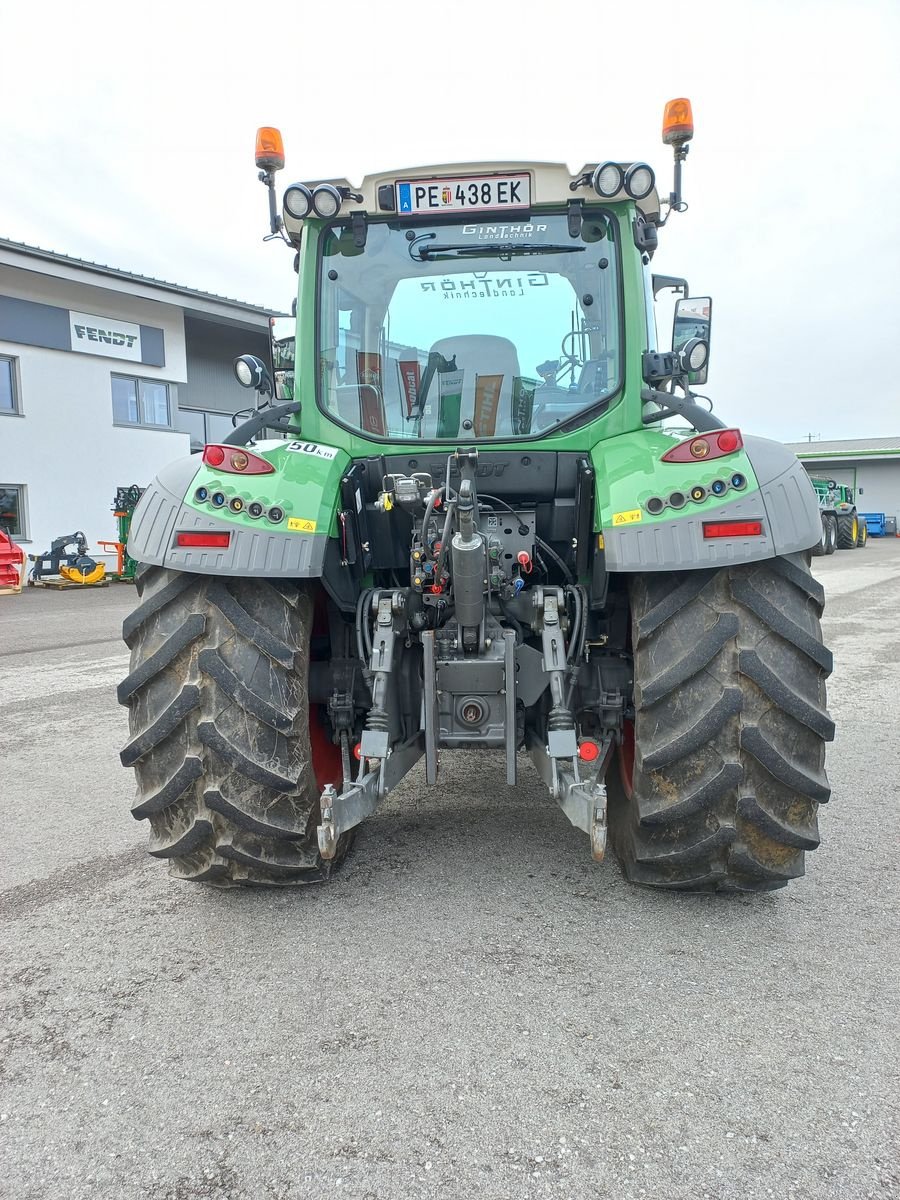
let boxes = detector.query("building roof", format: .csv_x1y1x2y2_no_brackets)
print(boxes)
786,436,900,460
0,236,279,320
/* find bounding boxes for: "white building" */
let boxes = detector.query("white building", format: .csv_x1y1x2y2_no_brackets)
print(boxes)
0,238,276,564
785,437,900,532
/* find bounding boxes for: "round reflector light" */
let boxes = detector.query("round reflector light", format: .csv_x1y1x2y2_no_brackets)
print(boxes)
205,445,225,467
284,184,313,219
312,184,342,219
624,163,655,201
689,438,710,459
592,162,624,198
578,739,601,762
717,430,739,453
230,450,249,471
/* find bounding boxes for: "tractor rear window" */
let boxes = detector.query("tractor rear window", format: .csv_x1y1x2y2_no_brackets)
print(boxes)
317,212,622,440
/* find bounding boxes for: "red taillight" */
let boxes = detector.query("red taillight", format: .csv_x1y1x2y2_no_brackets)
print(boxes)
578,739,601,762
175,532,231,548
202,444,274,474
702,520,763,539
661,429,744,463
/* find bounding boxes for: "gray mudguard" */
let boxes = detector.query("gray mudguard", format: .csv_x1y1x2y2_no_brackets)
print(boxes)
604,435,821,572
127,456,327,577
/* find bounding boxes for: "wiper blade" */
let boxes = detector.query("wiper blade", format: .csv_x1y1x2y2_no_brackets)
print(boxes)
410,239,586,262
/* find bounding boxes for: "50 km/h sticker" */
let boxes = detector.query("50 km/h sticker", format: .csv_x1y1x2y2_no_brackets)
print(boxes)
612,509,643,526
287,518,317,533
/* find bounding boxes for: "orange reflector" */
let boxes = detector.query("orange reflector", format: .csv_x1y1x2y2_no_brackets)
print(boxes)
663,97,694,145
352,742,362,761
255,126,285,171
175,532,231,548
703,520,763,539
578,739,601,762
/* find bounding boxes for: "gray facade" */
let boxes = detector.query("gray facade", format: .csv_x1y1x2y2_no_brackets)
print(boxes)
182,316,269,414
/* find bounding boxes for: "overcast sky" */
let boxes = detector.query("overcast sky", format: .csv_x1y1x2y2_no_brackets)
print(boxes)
2,0,897,442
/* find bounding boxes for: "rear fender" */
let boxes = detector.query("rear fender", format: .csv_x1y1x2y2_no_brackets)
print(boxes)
594,430,821,571
127,439,349,577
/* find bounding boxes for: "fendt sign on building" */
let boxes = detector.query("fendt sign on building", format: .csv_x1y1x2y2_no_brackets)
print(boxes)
0,294,164,366
68,310,142,361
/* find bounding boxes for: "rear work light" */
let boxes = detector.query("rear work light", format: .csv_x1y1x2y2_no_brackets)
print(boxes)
702,520,763,539
202,444,275,475
661,429,744,463
175,532,231,548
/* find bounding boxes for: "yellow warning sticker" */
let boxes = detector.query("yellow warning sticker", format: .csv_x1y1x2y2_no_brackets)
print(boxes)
611,508,643,526
287,517,317,533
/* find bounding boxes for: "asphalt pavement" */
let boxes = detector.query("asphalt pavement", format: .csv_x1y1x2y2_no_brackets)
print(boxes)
1,545,898,1200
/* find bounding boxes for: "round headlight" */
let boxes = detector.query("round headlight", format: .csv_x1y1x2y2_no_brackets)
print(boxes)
234,358,254,387
284,184,313,219
685,339,709,372
312,184,342,219
624,163,655,201
591,161,624,198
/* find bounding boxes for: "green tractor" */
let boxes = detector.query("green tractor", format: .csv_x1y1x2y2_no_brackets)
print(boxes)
119,99,833,893
809,478,867,553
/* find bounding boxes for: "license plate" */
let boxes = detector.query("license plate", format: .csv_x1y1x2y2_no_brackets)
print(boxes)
396,174,530,215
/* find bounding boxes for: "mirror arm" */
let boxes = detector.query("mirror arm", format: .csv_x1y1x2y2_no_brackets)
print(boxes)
641,386,725,432
223,401,301,446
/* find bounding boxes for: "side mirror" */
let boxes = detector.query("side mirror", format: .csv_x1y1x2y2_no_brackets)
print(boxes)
233,354,273,398
673,296,711,385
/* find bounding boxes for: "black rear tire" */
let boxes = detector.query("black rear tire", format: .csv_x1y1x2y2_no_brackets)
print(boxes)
810,517,828,557
610,554,834,893
119,566,350,886
824,515,838,555
836,512,858,549
855,520,868,548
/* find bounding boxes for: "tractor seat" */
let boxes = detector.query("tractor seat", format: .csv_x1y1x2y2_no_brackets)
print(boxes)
426,334,521,438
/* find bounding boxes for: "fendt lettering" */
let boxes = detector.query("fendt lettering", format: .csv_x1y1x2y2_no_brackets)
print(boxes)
73,324,138,348
119,102,834,895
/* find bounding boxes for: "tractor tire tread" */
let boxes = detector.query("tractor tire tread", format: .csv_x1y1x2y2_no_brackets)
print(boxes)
119,569,345,886
612,553,833,892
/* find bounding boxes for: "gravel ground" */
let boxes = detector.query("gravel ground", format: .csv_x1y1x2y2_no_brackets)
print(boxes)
1,545,898,1200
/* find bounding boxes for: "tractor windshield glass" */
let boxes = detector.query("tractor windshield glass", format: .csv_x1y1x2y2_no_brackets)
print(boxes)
317,212,622,440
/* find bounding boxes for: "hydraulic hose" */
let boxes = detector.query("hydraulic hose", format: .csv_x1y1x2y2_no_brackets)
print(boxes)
535,536,575,584
434,499,457,584
421,485,444,548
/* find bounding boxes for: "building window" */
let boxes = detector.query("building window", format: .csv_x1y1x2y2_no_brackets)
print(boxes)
175,408,277,450
0,484,27,539
1,356,20,415
112,375,172,428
